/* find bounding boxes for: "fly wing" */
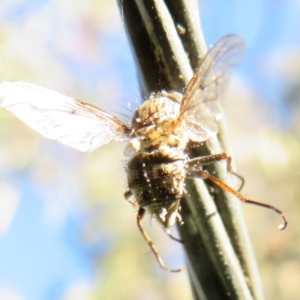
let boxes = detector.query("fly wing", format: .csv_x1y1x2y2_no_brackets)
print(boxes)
0,81,131,152
180,34,245,142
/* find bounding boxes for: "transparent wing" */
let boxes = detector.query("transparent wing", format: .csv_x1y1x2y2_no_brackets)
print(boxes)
180,34,245,142
0,81,131,152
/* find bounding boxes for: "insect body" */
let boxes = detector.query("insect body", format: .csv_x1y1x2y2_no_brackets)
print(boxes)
0,35,288,272
126,92,188,229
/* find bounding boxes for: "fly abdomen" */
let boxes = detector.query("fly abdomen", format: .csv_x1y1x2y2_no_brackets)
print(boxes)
127,150,186,208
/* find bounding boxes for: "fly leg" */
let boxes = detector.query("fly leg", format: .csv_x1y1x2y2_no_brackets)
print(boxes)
189,153,245,191
137,207,184,272
124,190,139,207
165,231,184,244
193,169,288,231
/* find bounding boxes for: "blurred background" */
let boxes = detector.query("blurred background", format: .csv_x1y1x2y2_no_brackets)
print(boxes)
0,0,299,299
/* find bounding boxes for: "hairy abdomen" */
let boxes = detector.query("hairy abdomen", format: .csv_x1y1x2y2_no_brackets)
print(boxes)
127,150,186,208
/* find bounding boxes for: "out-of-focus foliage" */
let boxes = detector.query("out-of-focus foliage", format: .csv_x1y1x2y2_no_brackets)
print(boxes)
226,76,300,300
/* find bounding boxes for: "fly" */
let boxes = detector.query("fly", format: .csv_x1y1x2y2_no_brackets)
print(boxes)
0,34,288,272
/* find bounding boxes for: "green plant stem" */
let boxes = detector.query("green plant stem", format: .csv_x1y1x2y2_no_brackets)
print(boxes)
117,0,264,299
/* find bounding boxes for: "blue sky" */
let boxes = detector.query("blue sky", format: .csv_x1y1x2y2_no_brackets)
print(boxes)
0,184,92,299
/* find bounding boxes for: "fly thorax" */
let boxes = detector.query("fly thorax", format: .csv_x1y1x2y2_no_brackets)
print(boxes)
132,92,180,132
130,92,187,151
